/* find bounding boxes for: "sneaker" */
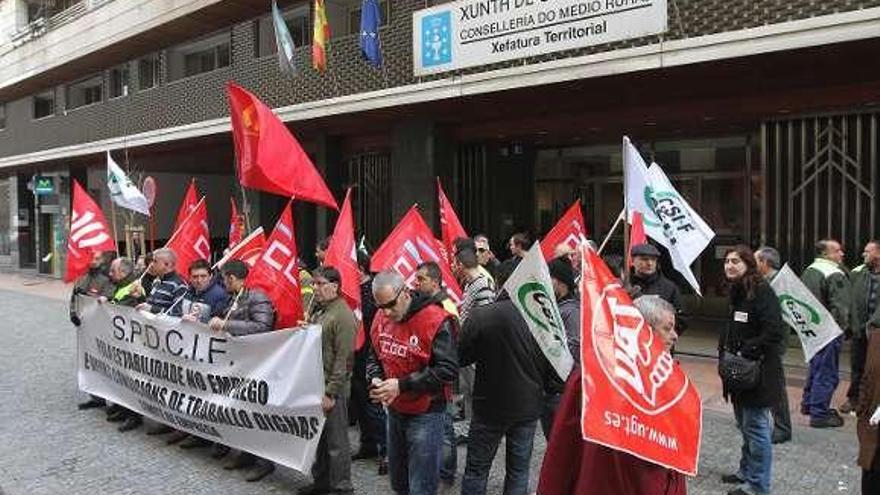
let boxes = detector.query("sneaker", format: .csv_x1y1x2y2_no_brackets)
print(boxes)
839,400,855,415
721,474,745,484
810,414,844,428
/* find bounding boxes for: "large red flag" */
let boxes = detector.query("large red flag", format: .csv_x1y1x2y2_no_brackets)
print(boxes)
371,206,462,303
229,197,244,248
627,211,648,268
173,180,198,235
226,83,338,210
246,200,303,329
578,244,701,476
65,180,117,283
214,227,266,269
324,189,366,349
166,197,211,280
437,178,467,266
541,200,589,260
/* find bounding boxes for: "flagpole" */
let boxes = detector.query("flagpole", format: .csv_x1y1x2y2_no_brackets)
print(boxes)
621,137,631,286
598,209,624,255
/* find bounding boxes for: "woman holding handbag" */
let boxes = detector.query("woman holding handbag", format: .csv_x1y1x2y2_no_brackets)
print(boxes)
718,245,785,495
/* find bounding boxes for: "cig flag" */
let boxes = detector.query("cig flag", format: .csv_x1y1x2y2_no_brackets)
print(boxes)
770,264,844,362
106,152,150,216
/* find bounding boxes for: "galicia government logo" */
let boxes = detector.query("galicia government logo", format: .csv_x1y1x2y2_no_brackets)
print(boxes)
421,11,452,68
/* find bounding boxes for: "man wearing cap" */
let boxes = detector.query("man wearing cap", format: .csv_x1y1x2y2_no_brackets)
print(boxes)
629,243,685,330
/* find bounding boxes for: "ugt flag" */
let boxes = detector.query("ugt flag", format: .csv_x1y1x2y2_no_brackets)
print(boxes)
623,137,715,295
66,180,116,283
579,243,701,476
272,0,297,76
770,264,844,362
324,188,366,349
540,199,588,260
359,0,382,66
371,206,462,304
502,242,574,380
107,152,150,216
165,197,211,279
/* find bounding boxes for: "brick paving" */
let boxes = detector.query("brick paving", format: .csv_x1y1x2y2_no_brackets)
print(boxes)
0,286,863,494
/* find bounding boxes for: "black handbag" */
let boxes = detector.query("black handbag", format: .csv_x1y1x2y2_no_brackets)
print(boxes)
719,350,762,392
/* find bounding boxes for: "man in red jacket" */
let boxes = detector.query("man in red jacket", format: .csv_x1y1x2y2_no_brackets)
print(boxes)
537,295,686,495
367,270,458,495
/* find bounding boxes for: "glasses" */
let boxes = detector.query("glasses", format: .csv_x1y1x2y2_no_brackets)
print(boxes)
376,286,404,310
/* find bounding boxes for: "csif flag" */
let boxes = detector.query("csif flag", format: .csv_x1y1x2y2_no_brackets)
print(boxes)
437,178,467,266
272,0,297,76
579,243,701,476
227,82,338,210
166,197,211,280
229,197,244,248
312,0,330,72
324,188,366,349
502,241,574,380
173,180,199,235
540,199,588,260
770,264,844,362
214,227,266,269
247,200,303,329
359,0,382,67
371,206,462,304
65,180,117,283
623,137,714,295
107,152,150,216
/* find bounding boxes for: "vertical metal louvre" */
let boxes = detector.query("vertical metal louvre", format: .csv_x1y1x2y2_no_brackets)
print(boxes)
348,152,391,249
453,144,489,234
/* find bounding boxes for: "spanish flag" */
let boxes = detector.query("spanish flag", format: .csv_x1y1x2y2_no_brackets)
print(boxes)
312,0,330,72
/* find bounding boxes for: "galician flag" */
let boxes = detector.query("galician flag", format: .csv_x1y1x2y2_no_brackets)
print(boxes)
623,137,715,295
272,0,297,76
106,152,150,216
502,242,574,380
770,264,844,362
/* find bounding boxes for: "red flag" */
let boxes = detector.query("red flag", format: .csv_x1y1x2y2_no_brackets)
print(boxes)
324,189,366,349
226,83,338,210
214,227,266,269
173,180,198,235
627,211,647,268
246,200,303,329
437,178,467,266
65,180,117,283
166,197,211,280
541,200,589,260
229,197,244,248
371,206,462,303
578,244,701,476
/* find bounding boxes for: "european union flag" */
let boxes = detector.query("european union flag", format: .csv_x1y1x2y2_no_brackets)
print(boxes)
360,0,382,67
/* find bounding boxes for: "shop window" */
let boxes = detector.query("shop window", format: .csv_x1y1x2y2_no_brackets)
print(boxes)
66,75,103,110
255,5,309,57
33,90,55,119
109,63,130,99
166,31,231,81
138,53,160,90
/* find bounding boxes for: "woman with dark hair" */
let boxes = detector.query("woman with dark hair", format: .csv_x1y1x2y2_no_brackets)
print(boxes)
718,245,784,495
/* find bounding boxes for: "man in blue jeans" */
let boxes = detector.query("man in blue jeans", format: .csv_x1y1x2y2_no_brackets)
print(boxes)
367,270,459,495
458,259,558,495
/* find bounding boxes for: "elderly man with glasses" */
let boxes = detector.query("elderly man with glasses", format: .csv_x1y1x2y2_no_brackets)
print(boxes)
366,270,459,495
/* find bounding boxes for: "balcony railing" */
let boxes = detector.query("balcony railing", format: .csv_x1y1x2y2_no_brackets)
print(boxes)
10,0,113,49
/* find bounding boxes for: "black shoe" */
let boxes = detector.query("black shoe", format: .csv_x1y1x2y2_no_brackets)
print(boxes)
771,431,792,444
106,410,127,423
810,414,844,428
211,444,231,459
118,416,143,432
145,424,174,436
721,474,744,484
223,453,257,470
166,431,189,445
106,404,123,416
351,448,380,460
180,436,211,449
77,398,105,410
245,461,275,482
726,489,750,495
378,457,388,476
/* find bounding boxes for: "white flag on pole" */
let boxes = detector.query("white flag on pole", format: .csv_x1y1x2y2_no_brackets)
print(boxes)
502,242,574,380
770,264,844,362
623,137,715,295
107,152,151,216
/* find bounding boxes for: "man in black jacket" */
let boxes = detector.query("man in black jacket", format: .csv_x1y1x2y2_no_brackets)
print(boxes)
630,243,686,333
458,263,557,495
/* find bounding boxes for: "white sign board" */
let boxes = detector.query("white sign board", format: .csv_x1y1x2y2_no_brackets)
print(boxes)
413,0,668,76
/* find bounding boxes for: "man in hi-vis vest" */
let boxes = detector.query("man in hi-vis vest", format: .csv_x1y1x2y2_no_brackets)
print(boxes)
801,239,851,428
367,270,458,495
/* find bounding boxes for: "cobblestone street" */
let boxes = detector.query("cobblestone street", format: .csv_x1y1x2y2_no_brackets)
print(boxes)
0,286,863,494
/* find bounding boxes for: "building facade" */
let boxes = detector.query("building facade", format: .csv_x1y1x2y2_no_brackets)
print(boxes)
1,0,879,316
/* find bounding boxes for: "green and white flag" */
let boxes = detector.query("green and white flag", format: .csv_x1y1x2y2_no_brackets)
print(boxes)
770,263,843,362
107,152,150,216
503,242,574,380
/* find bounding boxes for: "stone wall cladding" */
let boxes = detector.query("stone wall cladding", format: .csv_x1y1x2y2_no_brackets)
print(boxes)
1,0,879,159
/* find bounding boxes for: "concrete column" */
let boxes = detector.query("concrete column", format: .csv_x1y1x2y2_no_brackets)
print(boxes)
390,119,454,227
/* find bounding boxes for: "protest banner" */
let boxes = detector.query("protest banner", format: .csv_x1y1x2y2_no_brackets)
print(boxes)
77,297,325,473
